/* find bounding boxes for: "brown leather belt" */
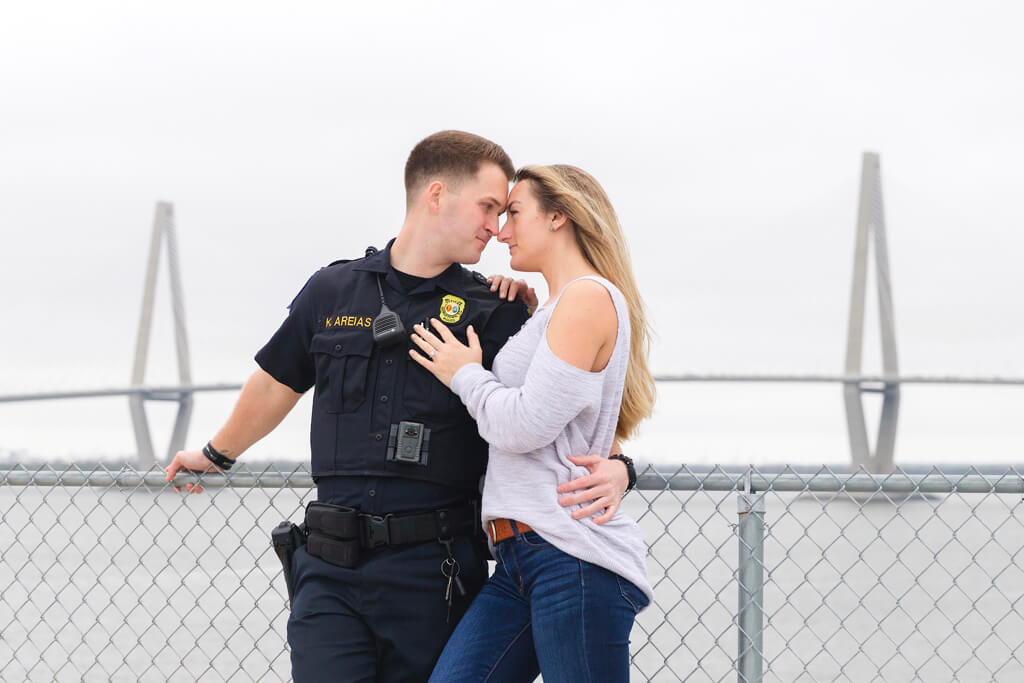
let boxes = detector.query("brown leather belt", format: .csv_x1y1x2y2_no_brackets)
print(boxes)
487,518,533,544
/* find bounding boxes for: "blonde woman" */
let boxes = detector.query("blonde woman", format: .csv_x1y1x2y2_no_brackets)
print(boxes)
409,165,655,682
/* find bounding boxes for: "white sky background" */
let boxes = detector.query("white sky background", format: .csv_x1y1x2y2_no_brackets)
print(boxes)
1,0,1022,465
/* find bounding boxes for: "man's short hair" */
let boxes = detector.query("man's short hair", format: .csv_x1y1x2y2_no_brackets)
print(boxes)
404,131,514,205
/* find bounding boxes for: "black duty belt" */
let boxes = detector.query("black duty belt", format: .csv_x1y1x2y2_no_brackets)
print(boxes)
304,501,479,569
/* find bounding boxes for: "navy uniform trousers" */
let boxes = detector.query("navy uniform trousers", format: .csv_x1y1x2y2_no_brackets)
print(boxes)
287,534,488,683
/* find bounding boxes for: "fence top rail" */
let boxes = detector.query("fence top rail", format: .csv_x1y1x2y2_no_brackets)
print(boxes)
639,468,1024,494
653,374,1024,385
2,464,1023,494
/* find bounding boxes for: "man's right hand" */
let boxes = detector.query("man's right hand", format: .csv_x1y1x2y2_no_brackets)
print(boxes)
161,369,304,494
164,449,217,493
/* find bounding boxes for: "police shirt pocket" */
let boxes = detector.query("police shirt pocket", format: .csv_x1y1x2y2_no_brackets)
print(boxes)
310,333,373,413
405,352,467,419
441,329,473,414
404,356,446,419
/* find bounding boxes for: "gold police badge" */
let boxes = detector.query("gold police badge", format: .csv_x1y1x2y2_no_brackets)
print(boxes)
439,294,466,324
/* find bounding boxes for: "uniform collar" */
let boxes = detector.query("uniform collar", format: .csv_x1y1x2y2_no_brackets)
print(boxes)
353,238,466,298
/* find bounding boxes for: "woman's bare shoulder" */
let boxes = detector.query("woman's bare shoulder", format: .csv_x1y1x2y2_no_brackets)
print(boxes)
545,279,617,371
558,278,616,318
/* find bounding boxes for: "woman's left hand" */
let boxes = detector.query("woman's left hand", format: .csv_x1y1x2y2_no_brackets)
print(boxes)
487,274,538,309
409,319,482,388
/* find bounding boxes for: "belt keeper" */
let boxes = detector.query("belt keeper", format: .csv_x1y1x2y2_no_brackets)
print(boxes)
470,499,481,537
435,509,452,540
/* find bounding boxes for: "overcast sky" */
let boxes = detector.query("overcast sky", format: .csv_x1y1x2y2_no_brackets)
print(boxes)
1,1,1022,464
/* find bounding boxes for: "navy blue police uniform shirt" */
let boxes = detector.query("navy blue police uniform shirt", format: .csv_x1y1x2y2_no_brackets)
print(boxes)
254,240,528,515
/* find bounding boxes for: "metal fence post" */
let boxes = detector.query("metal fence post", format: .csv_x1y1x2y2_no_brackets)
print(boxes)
737,469,765,683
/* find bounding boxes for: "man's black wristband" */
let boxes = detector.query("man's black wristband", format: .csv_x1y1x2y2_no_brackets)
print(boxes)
203,442,234,471
609,453,636,492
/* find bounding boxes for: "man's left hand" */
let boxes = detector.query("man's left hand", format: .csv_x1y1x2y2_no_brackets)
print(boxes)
557,454,629,524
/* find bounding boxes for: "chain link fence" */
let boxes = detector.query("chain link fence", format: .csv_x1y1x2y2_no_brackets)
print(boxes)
2,464,1023,682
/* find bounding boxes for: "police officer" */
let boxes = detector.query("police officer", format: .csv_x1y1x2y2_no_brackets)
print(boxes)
165,131,632,682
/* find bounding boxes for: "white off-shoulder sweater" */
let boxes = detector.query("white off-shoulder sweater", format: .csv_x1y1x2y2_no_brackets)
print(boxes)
450,275,652,604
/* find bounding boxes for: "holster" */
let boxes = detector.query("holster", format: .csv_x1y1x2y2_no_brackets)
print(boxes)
271,520,307,605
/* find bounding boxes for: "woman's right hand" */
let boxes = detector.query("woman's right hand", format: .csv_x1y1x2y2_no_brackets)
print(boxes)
487,274,538,309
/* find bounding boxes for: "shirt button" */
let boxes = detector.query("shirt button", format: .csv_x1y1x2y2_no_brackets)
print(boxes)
334,344,342,352
385,359,393,366
380,395,389,403
368,489,376,497
375,433,383,441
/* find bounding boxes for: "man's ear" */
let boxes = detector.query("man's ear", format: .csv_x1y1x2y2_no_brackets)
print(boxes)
426,180,444,215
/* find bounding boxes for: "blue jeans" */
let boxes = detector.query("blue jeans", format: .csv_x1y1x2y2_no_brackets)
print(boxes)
429,527,649,683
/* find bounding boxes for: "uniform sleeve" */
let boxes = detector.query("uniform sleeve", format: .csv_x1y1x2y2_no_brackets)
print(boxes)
449,334,603,454
254,272,319,393
478,301,528,370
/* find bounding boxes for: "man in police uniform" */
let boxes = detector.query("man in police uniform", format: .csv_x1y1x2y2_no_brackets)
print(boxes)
165,131,632,682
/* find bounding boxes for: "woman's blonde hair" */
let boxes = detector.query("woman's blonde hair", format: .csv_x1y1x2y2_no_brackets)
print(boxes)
514,165,656,441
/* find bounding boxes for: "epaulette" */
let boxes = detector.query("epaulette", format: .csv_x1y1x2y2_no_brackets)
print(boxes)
326,246,376,268
462,269,500,298
462,269,526,318
287,254,363,309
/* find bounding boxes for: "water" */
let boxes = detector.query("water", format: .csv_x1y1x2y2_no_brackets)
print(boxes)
4,379,1024,467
